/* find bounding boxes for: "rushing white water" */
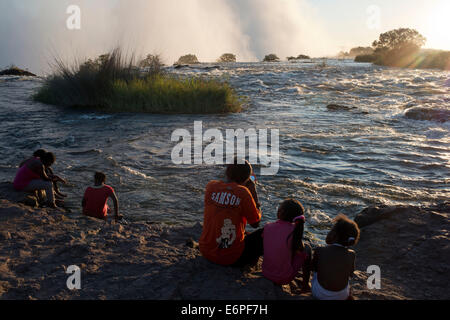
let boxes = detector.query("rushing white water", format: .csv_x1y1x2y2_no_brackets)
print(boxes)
0,59,448,241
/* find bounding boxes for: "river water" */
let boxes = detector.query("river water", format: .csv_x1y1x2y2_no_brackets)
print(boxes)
0,60,448,240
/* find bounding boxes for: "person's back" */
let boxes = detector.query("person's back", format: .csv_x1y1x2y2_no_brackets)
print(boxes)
263,221,308,284
200,180,260,265
83,184,114,219
314,245,355,292
311,214,360,300
199,159,262,267
82,172,120,221
13,157,41,190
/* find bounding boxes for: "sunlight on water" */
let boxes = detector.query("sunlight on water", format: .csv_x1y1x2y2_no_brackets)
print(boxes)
0,60,448,240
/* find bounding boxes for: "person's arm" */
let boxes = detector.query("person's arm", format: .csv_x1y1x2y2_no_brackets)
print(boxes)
245,178,261,210
35,162,53,181
109,191,121,221
348,250,356,278
53,175,67,184
242,188,261,228
301,243,313,291
245,179,261,228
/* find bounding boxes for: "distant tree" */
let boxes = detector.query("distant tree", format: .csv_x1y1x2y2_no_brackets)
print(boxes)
355,28,448,70
97,54,111,66
176,54,200,65
139,54,164,75
354,54,377,63
218,53,236,63
366,28,426,68
263,54,280,62
372,28,426,52
287,54,311,61
349,47,374,57
337,51,350,59
79,53,111,72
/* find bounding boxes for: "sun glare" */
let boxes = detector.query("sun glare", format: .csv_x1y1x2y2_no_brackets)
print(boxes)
424,1,450,50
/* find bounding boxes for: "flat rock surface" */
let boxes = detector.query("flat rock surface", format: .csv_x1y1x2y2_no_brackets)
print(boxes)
0,181,448,300
353,203,450,300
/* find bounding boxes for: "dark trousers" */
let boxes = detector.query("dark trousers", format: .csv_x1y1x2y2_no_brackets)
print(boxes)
232,228,264,267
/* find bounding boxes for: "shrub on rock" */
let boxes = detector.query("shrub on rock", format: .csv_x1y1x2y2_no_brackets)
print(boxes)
176,54,200,65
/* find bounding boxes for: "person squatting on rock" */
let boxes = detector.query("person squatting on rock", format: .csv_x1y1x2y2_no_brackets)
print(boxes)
22,149,68,199
14,150,63,208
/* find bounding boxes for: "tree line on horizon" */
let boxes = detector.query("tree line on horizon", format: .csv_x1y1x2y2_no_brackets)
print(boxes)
353,28,450,70
4,27,449,75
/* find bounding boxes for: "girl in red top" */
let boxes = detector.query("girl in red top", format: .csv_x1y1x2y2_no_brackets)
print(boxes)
82,172,122,221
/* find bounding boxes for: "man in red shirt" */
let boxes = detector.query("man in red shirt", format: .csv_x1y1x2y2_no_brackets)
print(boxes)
199,159,263,267
82,172,121,221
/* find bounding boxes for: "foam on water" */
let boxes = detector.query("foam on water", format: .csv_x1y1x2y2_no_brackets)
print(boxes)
0,61,448,241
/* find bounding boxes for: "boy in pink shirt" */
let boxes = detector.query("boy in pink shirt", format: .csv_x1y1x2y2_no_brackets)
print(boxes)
262,199,311,290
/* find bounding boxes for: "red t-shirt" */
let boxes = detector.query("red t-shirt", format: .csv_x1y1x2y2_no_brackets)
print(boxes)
199,180,261,266
83,185,115,219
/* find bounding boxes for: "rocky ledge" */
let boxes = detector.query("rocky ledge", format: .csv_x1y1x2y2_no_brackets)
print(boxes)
0,181,448,300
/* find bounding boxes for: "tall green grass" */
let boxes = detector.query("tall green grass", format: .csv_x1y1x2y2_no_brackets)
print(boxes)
34,49,242,114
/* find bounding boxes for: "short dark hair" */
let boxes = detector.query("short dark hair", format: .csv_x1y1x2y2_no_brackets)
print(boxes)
33,149,47,158
332,214,360,246
226,158,252,184
41,152,55,166
94,172,106,184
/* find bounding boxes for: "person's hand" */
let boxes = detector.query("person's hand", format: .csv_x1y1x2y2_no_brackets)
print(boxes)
301,282,311,293
245,177,256,188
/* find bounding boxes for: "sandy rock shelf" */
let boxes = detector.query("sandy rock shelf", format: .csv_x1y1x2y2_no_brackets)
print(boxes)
0,181,448,300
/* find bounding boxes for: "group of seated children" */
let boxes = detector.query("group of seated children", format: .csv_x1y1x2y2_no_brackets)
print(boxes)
15,150,358,299
14,149,121,221
199,159,360,300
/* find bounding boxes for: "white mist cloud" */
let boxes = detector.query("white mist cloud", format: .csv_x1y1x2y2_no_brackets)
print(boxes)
0,0,337,73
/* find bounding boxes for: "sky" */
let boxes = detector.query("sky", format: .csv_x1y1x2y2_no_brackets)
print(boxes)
0,0,448,73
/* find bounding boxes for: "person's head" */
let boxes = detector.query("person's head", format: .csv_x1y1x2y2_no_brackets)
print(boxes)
94,172,106,185
33,149,47,158
326,214,360,247
40,152,55,167
225,158,252,185
278,199,306,258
